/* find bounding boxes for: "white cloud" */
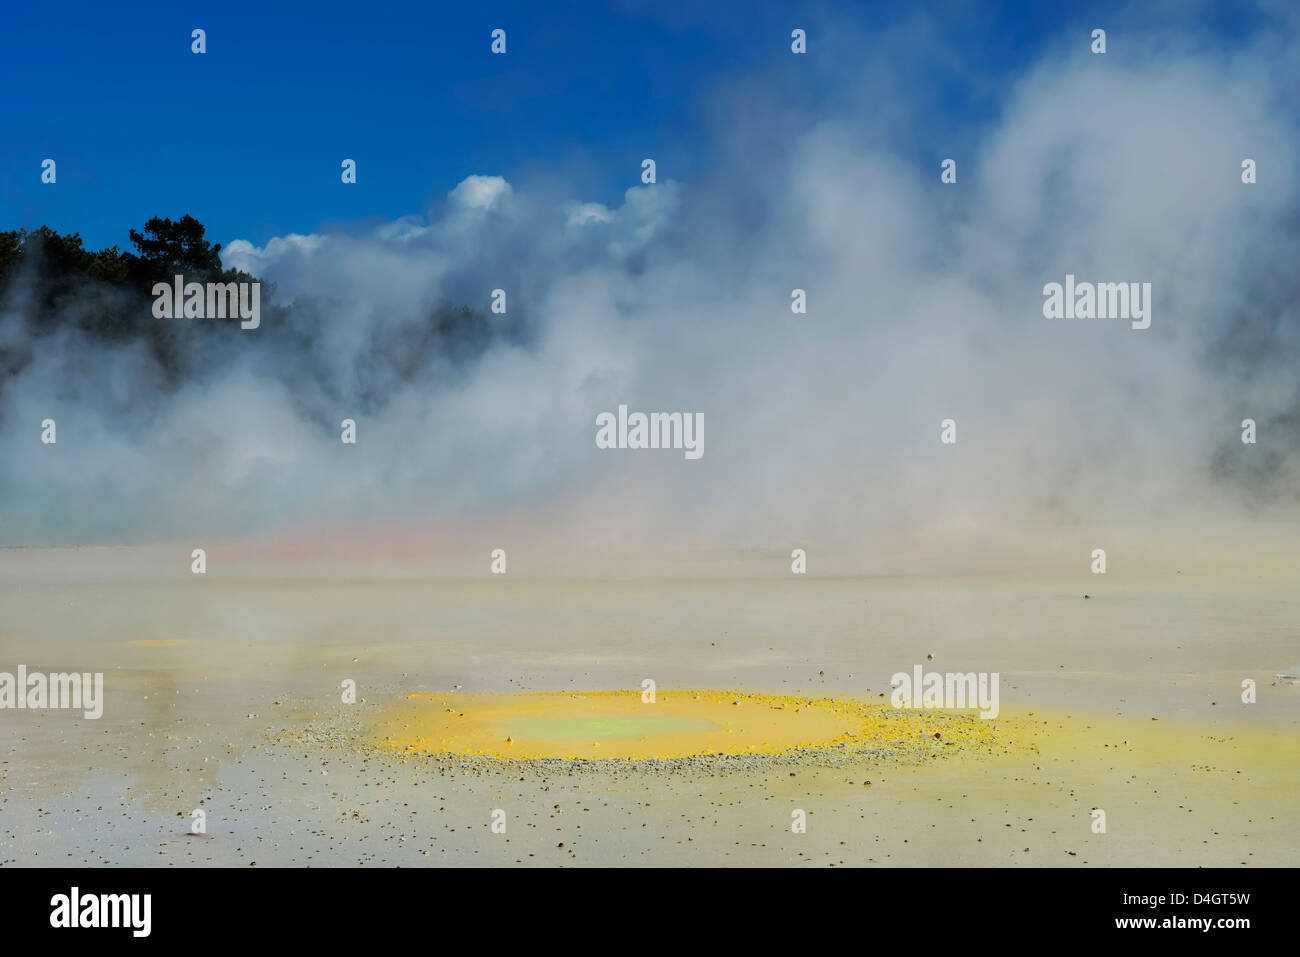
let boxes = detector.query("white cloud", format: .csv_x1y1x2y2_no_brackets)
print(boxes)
565,201,613,227
222,233,324,276
448,174,512,210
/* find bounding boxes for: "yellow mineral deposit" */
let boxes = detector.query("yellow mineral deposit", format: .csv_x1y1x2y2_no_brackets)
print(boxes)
369,688,1006,760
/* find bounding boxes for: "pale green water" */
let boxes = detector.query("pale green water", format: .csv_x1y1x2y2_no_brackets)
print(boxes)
499,714,720,739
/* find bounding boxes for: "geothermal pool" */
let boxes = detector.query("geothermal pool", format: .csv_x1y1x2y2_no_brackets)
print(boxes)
368,688,1001,760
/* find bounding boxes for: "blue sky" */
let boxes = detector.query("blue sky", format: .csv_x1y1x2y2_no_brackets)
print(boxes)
0,0,1188,253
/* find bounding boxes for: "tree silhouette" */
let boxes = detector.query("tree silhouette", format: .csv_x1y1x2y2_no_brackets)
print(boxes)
128,215,224,277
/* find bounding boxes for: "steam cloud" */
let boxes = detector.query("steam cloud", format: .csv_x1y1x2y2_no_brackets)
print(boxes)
3,11,1299,572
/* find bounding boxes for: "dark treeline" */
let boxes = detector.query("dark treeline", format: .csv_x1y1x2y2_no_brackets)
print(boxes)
0,216,261,385
0,216,504,414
